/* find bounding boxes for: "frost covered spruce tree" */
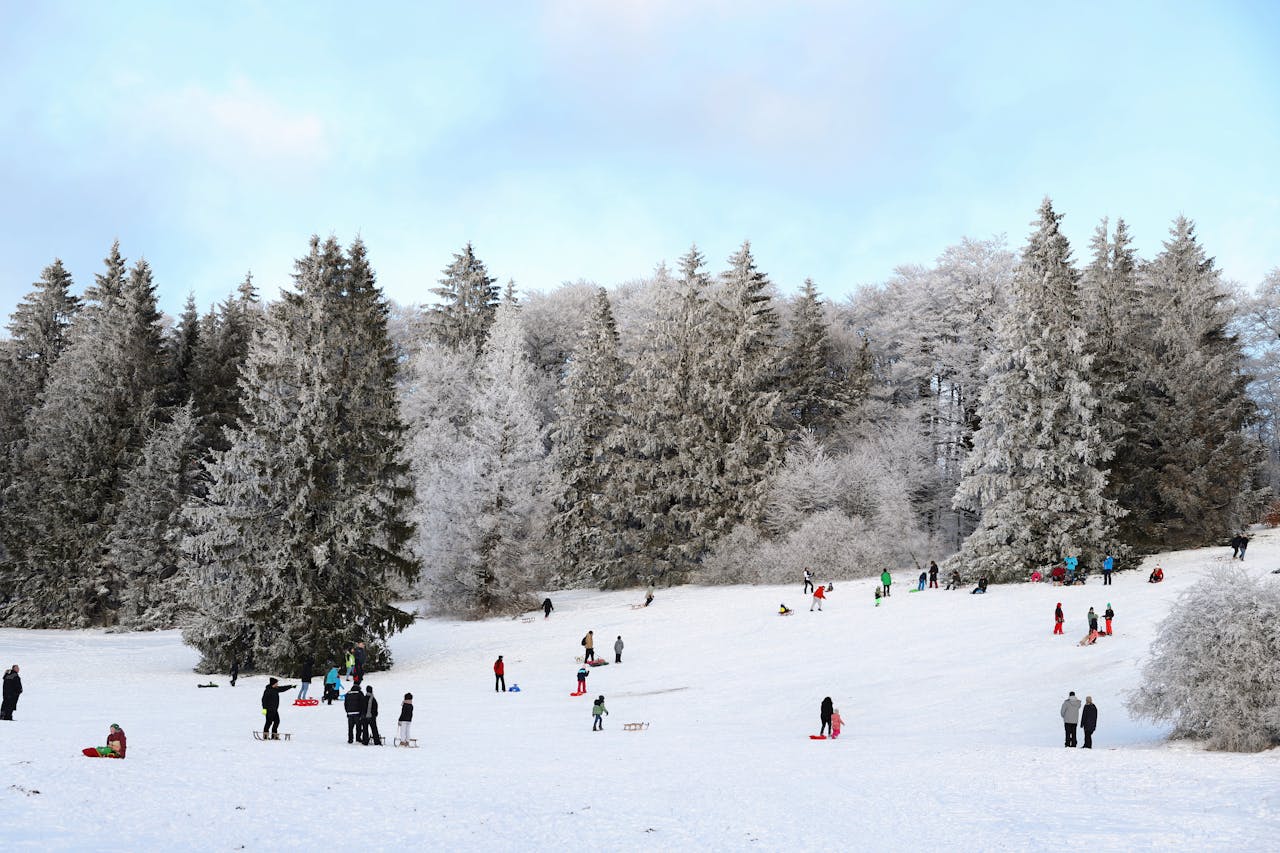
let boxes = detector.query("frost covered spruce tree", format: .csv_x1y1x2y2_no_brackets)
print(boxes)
780,278,855,438
1141,218,1260,546
2,246,165,626
1129,567,1280,751
953,199,1119,581
193,273,262,455
549,287,629,586
429,242,499,354
182,237,416,673
426,298,551,617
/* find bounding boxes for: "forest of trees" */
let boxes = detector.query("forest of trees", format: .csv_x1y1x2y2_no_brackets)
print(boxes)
0,200,1270,669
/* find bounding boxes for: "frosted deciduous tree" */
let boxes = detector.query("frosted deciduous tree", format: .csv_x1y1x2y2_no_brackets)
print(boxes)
953,199,1118,580
1129,567,1280,752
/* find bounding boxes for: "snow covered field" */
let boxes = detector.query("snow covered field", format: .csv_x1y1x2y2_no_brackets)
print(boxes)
3,536,1279,852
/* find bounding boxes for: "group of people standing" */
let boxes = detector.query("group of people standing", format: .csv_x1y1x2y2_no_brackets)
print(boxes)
1060,692,1099,748
1055,603,1116,643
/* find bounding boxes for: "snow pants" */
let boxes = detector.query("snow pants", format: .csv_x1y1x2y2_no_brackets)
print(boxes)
1064,723,1077,747
347,714,360,743
264,709,280,735
615,652,622,663
929,578,938,588
1083,727,1094,749
1103,571,1112,585
577,678,586,692
811,598,823,611
585,648,595,662
883,584,891,597
1054,621,1064,635
918,579,926,591
398,721,411,742
495,674,505,692
1105,618,1113,634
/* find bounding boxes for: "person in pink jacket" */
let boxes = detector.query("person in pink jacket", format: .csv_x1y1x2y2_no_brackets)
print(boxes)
830,708,844,739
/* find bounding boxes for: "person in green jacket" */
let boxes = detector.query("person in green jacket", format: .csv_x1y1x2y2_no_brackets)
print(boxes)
880,570,892,597
592,695,608,731
344,649,356,680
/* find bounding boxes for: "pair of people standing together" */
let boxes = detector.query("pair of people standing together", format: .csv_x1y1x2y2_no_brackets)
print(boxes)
1060,692,1099,748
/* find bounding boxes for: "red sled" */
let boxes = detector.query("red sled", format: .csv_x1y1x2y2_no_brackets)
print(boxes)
809,735,827,740
82,747,122,758
293,698,320,706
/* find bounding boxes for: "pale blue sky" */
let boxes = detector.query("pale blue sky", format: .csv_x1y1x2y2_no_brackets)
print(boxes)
2,0,1277,320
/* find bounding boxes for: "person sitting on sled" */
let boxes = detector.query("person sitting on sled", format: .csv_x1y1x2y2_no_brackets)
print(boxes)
89,723,127,758
1079,629,1099,646
779,603,793,615
1148,566,1164,583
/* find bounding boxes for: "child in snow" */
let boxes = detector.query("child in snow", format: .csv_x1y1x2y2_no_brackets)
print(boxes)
917,572,927,591
398,693,413,744
831,707,843,739
874,587,882,607
971,576,988,594
1087,607,1099,634
324,666,342,704
811,584,827,611
91,723,127,758
779,603,793,615
1148,566,1164,583
1030,570,1043,583
946,569,961,591
576,666,589,694
1079,629,1099,646
592,695,608,731
1104,604,1114,635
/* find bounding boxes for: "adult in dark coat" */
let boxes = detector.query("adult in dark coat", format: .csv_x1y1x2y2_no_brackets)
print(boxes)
353,643,367,686
819,696,834,737
1,665,22,720
543,598,554,618
928,561,939,588
1081,696,1098,749
260,677,295,738
362,685,381,745
298,657,314,700
345,683,367,744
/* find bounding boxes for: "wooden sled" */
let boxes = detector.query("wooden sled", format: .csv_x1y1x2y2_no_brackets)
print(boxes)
394,738,419,748
623,722,649,731
252,731,292,741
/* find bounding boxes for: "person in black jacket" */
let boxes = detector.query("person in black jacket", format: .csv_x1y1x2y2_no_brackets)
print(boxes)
1,664,22,720
928,561,939,589
819,696,834,737
345,683,367,744
261,677,294,738
542,598,554,618
362,685,381,745
298,657,314,700
353,643,367,687
397,693,414,745
1081,696,1098,748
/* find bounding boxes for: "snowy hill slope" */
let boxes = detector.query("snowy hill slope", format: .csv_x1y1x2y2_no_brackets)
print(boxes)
3,535,1279,851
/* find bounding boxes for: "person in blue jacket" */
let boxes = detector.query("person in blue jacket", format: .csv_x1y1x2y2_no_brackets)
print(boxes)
1102,553,1114,585
324,666,342,704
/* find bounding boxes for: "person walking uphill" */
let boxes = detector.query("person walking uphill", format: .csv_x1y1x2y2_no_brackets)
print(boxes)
582,631,595,663
494,656,506,692
261,677,294,739
819,696,834,737
344,682,367,744
1061,691,1082,747
1081,696,1098,748
1054,603,1064,635
362,685,381,745
881,570,892,597
1,664,21,720
592,695,608,731
614,636,624,664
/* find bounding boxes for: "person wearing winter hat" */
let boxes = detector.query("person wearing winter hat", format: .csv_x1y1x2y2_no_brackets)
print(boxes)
398,693,414,745
362,684,381,745
1081,696,1098,748
1053,603,1064,635
592,695,608,731
1104,604,1115,636
614,636,624,664
261,677,294,739
1060,691,1082,747
1,664,21,720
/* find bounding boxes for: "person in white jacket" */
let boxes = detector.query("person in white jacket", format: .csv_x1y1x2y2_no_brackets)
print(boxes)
1061,691,1082,747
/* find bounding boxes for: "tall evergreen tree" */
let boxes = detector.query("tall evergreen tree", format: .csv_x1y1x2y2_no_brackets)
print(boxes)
194,273,262,455
781,278,855,438
164,293,202,407
429,242,499,354
953,199,1118,580
550,288,628,585
182,237,416,672
1141,218,1260,545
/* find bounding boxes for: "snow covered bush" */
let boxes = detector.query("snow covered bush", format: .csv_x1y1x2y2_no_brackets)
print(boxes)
1128,567,1280,752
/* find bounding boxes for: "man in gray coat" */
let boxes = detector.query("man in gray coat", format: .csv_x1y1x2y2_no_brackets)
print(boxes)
1061,691,1082,747
614,635,624,664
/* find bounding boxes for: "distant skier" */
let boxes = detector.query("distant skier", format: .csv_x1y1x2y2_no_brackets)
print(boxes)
261,677,294,740
298,656,314,701
582,631,595,662
1102,554,1114,585
1060,691,1081,747
1087,607,1099,634
614,636,624,664
576,666,589,694
494,656,506,693
362,685,381,745
1104,604,1114,635
946,569,962,591
1,664,22,720
803,567,814,594
398,693,414,745
831,707,844,739
880,570,892,597
819,696,834,737
543,598,554,618
811,583,827,611
324,665,342,704
928,561,939,589
592,695,608,731
1081,696,1098,749
1054,603,1064,635
917,571,927,591
1239,534,1250,560
344,681,367,744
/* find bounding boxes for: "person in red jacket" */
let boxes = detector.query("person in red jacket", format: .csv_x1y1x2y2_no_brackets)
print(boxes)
810,583,828,611
494,656,505,693
107,724,127,758
1054,603,1064,635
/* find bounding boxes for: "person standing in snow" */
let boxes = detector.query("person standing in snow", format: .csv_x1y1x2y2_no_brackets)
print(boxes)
261,677,294,739
592,695,608,731
1081,696,1098,748
324,665,342,704
803,567,814,594
928,561,939,589
644,586,655,607
582,631,596,662
353,642,367,686
614,635,624,664
398,693,413,745
543,598,554,618
1061,691,1081,747
874,587,881,607
576,666,589,694
345,681,367,744
1239,534,1250,560
230,656,239,687
880,570,892,597
1103,604,1114,635
1230,534,1242,560
810,583,827,611
1064,555,1079,580
819,696,834,737
1,664,22,721
1102,553,1114,585
917,571,927,591
494,656,506,692
1054,603,1064,635
1087,607,1099,634
362,685,381,745
298,656,314,700
831,707,844,739
344,648,356,680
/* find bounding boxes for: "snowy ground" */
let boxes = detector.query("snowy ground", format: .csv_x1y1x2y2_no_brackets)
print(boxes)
3,537,1279,852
